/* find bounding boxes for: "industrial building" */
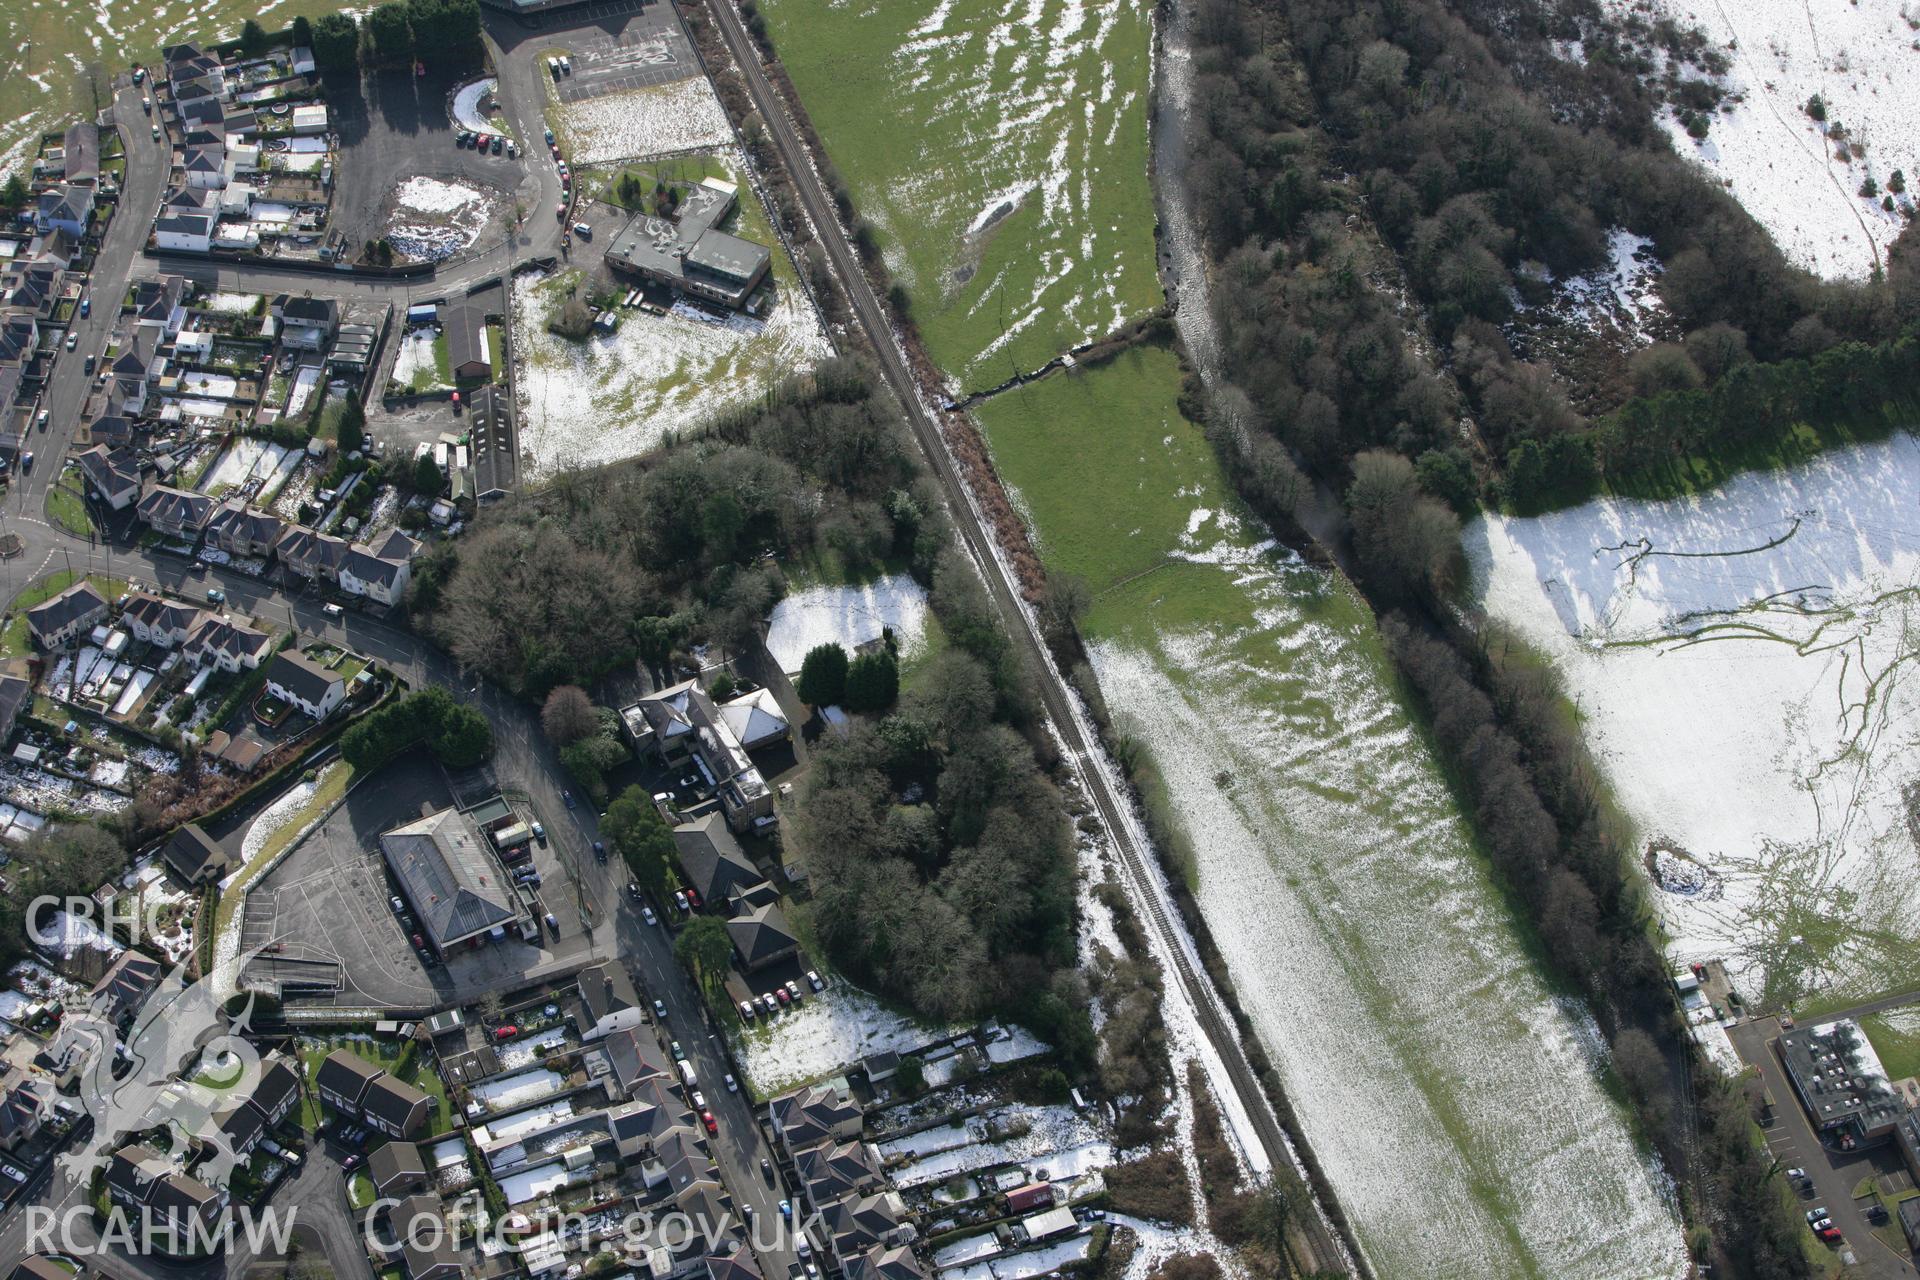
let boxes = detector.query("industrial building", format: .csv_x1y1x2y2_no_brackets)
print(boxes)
605,179,772,311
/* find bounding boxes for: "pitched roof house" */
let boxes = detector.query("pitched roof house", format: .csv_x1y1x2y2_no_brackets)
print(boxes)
120,591,205,647
205,501,284,559
183,613,272,673
264,651,346,720
162,822,234,886
25,579,107,649
74,443,142,510
89,949,164,1022
770,1081,861,1154
727,902,800,973
137,485,215,540
673,814,761,906
379,807,520,952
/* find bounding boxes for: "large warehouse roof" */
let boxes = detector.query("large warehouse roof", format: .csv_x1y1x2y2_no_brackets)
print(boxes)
379,808,519,948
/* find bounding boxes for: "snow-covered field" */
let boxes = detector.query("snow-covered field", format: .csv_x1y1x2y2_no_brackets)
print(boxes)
512,256,830,478
1087,511,1686,1279
764,576,929,676
391,328,446,392
1468,431,1920,1007
553,77,732,166
1606,0,1919,278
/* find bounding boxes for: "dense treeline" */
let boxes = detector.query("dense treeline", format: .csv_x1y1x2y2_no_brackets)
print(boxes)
790,552,1084,1046
1383,614,1808,1275
415,360,1087,1051
1182,0,1828,1265
414,359,931,698
1187,0,1916,514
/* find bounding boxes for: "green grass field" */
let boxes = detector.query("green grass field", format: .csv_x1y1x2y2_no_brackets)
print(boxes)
0,1,343,186
756,0,1160,387
973,351,1688,1278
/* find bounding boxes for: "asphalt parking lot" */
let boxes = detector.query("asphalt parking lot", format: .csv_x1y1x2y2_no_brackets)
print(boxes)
545,1,697,103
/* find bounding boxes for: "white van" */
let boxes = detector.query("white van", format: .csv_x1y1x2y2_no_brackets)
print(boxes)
677,1059,697,1089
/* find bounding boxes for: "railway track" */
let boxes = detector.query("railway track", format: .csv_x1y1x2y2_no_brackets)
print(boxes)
696,2,1358,1274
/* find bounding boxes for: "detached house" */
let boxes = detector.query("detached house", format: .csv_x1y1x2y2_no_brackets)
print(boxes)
25,579,108,649
137,484,214,541
369,1139,427,1197
265,651,346,720
621,679,775,834
110,326,167,417
161,822,234,886
574,961,646,1042
132,276,187,336
35,186,92,239
727,902,800,973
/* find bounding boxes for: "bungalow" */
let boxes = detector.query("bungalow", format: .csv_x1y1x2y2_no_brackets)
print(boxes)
74,443,142,510
161,822,234,886
183,613,271,673
264,651,346,720
205,500,285,559
443,304,490,380
120,591,204,647
90,949,164,1023
769,1081,861,1155
574,961,646,1042
339,529,417,607
727,902,800,973
368,1139,428,1196
62,122,99,187
137,484,214,541
26,579,108,649
275,524,351,584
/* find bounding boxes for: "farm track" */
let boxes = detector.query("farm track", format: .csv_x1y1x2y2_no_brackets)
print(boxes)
695,0,1356,1274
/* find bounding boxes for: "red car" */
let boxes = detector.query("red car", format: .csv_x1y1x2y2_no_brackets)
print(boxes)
701,1110,718,1134
1816,1227,1842,1244
411,933,425,949
774,987,790,1007
685,887,703,909
494,1025,518,1041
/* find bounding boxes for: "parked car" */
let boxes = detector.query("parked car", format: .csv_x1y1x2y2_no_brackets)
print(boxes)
761,993,779,1015
626,882,643,901
725,1073,737,1092
341,1153,363,1172
34,410,47,431
150,124,160,141
562,790,574,809
673,890,689,912
685,887,702,909
491,135,503,154
1805,1207,1828,1223
411,933,425,949
544,127,555,145
494,1025,518,1041
132,66,145,83
774,987,790,1007
653,999,668,1019
79,298,89,317
806,970,824,991
691,1090,706,1110
593,841,607,863
0,1163,24,1184
391,896,407,915
141,97,151,114
417,948,436,967
322,602,344,618
545,912,560,935
701,1110,718,1134
64,332,77,351
507,141,518,158
779,1199,792,1218
785,980,803,1003
670,1040,683,1058
739,1000,757,1021
531,821,547,843
22,452,34,473
1816,1227,1842,1243
205,588,225,604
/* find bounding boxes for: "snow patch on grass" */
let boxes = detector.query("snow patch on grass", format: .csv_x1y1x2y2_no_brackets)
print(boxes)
1467,430,1920,1006
735,978,957,1095
1607,0,1919,278
764,576,929,675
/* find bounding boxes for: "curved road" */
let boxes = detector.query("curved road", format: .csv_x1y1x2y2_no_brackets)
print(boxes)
693,2,1355,1274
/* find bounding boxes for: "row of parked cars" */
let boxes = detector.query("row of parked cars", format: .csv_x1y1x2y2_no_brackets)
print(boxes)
739,971,824,1022
456,129,516,158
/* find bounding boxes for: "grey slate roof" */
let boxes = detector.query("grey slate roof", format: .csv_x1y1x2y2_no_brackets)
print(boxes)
672,813,759,904
265,650,342,708
379,807,519,947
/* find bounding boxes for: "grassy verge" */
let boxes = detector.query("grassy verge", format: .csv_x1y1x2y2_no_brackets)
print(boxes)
210,762,354,941
45,482,94,538
1860,1012,1920,1082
